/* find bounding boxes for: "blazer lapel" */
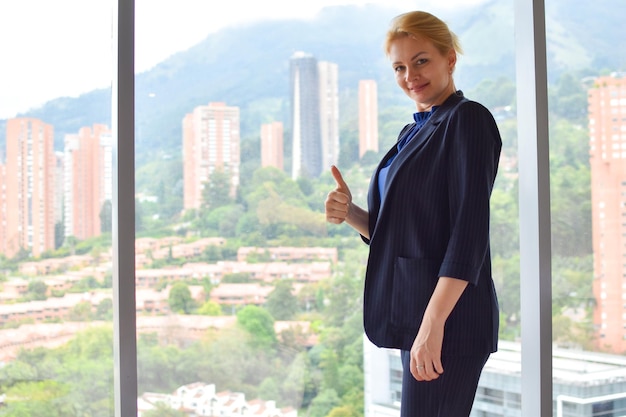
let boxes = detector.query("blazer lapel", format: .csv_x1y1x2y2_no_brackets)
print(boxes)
370,92,466,240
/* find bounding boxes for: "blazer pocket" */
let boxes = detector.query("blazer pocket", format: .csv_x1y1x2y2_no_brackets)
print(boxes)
390,257,439,331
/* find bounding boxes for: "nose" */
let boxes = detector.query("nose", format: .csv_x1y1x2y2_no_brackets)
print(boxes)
405,66,418,82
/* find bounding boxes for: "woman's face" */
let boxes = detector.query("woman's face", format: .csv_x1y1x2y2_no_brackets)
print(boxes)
389,35,456,112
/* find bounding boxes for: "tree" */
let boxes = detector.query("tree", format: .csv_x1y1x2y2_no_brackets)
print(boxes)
265,280,299,320
137,342,186,394
319,348,340,393
202,245,223,262
323,261,364,328
258,377,280,402
256,195,327,237
27,280,48,301
73,276,101,292
490,184,519,259
236,305,277,349
307,388,341,417
201,204,244,237
2,380,72,417
168,282,196,314
135,197,144,233
191,327,278,397
549,72,588,123
328,406,359,417
359,150,380,166
100,200,112,233
68,301,94,321
54,221,64,250
492,254,521,340
467,76,516,109
96,298,113,320
197,300,222,316
202,168,233,210
222,272,252,283
338,132,359,168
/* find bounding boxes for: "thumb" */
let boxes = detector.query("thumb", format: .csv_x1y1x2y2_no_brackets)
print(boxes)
434,357,444,375
331,165,349,193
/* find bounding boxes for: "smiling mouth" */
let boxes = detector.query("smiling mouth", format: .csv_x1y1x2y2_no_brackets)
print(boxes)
410,83,428,93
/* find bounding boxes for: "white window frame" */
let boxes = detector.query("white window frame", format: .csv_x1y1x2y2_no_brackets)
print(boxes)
515,0,553,415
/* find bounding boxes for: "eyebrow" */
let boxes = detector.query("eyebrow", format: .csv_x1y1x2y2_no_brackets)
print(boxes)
392,52,427,66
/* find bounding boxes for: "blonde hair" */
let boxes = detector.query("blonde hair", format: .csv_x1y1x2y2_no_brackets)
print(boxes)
384,11,463,57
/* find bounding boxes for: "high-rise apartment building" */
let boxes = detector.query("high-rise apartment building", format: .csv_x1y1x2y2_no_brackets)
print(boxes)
54,152,64,226
1,118,55,258
590,73,626,353
261,122,284,170
318,61,340,170
359,80,379,158
0,165,6,256
289,53,340,179
63,124,112,241
183,102,240,211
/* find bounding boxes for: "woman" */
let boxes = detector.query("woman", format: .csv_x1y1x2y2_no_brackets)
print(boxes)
325,11,502,416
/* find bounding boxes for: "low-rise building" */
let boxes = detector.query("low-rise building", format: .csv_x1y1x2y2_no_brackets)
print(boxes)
139,382,297,417
0,292,111,327
364,339,626,417
238,246,338,263
19,254,95,276
209,283,273,307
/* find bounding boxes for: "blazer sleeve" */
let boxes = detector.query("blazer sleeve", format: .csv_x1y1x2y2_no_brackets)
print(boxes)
438,101,502,285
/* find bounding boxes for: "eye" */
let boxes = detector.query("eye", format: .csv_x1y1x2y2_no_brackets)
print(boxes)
415,58,428,65
393,65,405,73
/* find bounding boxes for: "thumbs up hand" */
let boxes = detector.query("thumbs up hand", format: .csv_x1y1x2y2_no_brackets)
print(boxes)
325,165,352,224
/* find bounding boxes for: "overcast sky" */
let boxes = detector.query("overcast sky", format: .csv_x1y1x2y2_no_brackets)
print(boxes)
0,0,487,119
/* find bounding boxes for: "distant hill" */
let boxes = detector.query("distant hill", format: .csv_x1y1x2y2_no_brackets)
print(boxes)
3,0,625,162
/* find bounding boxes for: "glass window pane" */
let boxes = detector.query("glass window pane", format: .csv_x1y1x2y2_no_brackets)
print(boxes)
0,1,114,415
136,2,520,417
548,1,626,417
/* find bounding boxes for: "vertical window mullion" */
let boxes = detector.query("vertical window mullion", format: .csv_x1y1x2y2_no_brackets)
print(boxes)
112,0,137,416
515,0,553,415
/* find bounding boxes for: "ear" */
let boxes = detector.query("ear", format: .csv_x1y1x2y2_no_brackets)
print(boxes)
447,49,457,73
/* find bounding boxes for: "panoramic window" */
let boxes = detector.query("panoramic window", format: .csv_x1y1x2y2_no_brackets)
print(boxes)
2,0,625,416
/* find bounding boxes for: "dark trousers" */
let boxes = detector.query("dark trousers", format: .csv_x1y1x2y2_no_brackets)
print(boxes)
400,350,489,417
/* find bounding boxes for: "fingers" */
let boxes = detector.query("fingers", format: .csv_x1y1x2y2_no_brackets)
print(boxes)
331,165,350,195
410,351,443,382
412,358,443,382
325,166,351,224
410,321,445,381
325,191,349,223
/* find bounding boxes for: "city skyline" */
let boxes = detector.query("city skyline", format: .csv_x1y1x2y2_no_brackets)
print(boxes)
0,0,484,119
0,64,380,257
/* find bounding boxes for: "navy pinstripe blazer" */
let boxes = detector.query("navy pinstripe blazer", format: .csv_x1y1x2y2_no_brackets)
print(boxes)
362,91,502,355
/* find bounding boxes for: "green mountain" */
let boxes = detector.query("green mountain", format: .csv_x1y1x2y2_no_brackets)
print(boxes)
2,0,625,161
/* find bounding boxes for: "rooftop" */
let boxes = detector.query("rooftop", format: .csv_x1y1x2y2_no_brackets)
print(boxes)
485,340,626,386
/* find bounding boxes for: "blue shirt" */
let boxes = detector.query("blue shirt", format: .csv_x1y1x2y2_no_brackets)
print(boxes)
378,107,438,200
